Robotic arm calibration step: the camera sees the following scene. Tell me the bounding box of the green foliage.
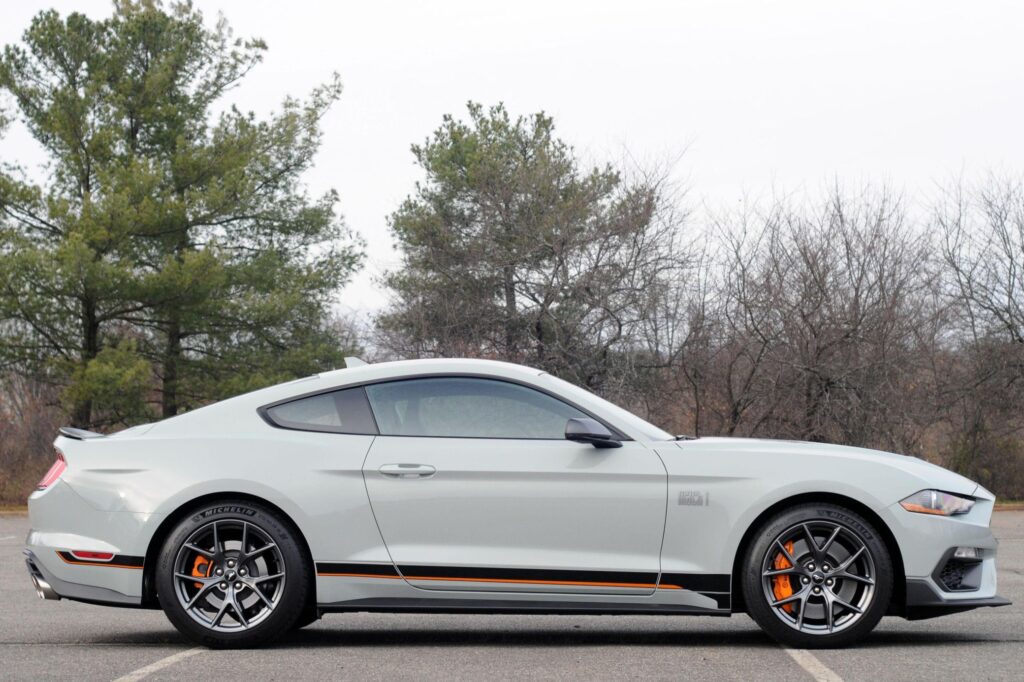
[0,1,362,427]
[379,102,679,392]
[62,340,154,425]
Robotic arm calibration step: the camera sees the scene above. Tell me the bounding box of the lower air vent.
[937,557,982,592]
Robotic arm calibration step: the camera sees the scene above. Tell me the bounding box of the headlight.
[900,490,975,516]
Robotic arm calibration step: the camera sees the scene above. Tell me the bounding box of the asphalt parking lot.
[0,512,1020,681]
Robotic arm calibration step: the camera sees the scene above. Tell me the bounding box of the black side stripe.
[660,573,731,593]
[397,565,661,585]
[316,561,730,593]
[317,562,400,577]
[56,551,144,569]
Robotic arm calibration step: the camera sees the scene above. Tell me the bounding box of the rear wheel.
[156,500,311,648]
[742,503,893,648]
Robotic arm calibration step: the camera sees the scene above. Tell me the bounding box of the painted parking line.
[783,647,844,682]
[111,647,204,682]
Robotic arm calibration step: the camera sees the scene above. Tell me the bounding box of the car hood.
[667,436,983,499]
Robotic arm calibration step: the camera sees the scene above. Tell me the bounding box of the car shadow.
[279,626,776,649]
[852,630,1024,648]
[83,626,772,649]
[83,630,192,646]
[83,624,1021,649]
[275,625,1020,650]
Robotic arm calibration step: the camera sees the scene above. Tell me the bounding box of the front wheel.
[742,503,893,648]
[156,500,312,648]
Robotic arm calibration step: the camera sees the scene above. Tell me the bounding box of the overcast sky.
[2,0,1022,315]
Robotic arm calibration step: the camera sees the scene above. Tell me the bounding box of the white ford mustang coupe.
[25,358,1009,648]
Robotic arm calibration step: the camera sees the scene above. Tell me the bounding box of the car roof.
[316,357,544,387]
[130,357,670,443]
[142,358,547,435]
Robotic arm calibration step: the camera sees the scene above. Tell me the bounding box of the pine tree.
[0,1,362,426]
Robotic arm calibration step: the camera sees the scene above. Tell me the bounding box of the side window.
[364,377,588,439]
[264,387,378,435]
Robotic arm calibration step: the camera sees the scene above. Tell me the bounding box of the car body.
[24,358,1010,647]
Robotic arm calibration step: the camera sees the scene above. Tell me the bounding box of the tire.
[291,611,321,631]
[741,502,893,649]
[156,500,312,648]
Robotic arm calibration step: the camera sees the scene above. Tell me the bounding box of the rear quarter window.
[263,387,378,435]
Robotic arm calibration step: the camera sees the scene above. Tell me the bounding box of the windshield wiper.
[673,434,698,441]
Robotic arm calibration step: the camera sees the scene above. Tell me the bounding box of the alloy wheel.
[172,519,287,632]
[760,520,877,634]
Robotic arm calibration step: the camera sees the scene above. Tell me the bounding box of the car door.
[361,376,668,595]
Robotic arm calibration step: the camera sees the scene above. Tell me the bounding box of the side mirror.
[565,417,622,449]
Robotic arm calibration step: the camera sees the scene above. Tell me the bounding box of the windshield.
[540,374,674,442]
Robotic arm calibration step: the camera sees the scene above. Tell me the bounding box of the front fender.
[655,438,977,578]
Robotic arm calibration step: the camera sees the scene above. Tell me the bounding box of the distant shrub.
[946,431,1024,502]
[0,382,61,505]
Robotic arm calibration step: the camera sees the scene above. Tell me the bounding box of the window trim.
[257,373,631,441]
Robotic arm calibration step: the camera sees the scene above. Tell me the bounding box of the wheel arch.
[141,491,317,616]
[729,492,906,615]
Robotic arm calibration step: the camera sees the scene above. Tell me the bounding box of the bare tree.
[689,188,937,452]
[936,176,1024,496]
[373,105,1024,499]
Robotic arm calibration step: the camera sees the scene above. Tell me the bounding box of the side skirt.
[318,597,732,617]
[315,562,732,609]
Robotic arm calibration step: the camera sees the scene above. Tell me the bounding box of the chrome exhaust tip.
[31,573,59,600]
[25,559,60,600]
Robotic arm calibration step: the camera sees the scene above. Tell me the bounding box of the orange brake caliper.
[191,555,213,589]
[772,541,796,613]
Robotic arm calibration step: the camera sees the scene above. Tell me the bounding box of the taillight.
[37,449,66,490]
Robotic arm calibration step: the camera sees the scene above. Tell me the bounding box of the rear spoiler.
[58,426,105,440]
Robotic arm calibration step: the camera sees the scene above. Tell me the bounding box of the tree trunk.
[71,394,93,428]
[72,298,99,427]
[691,371,702,437]
[161,316,181,418]
[161,228,189,418]
[503,264,517,357]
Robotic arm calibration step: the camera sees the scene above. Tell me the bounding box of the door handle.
[378,463,436,478]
